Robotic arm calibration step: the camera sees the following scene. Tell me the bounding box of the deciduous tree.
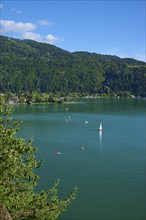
[0,104,77,220]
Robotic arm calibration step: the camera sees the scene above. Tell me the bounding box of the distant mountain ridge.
[0,35,145,97]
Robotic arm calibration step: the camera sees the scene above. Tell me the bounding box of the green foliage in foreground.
[0,103,77,220]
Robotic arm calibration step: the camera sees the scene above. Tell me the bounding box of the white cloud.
[0,19,64,45]
[38,20,51,26]
[22,32,42,41]
[0,3,3,9]
[21,32,63,44]
[0,20,36,34]
[11,8,22,14]
[46,34,61,44]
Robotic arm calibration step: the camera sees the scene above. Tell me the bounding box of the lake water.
[14,98,145,220]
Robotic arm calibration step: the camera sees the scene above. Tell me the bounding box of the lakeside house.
[8,96,19,104]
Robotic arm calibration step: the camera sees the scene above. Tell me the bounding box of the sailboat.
[98,122,102,132]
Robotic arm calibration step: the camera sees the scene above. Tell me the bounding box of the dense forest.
[0,35,146,97]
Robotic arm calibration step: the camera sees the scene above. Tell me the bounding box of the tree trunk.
[0,208,12,220]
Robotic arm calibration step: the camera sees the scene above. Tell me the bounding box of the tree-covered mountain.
[0,35,146,97]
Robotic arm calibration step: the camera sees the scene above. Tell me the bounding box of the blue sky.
[0,0,145,61]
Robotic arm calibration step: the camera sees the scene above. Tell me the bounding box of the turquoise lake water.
[14,98,145,220]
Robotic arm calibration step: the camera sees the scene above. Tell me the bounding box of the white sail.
[98,122,102,131]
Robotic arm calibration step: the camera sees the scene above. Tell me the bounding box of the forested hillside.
[0,35,146,97]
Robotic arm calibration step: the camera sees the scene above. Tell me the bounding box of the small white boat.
[98,122,102,132]
[81,146,84,150]
[84,121,89,124]
[53,152,61,155]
